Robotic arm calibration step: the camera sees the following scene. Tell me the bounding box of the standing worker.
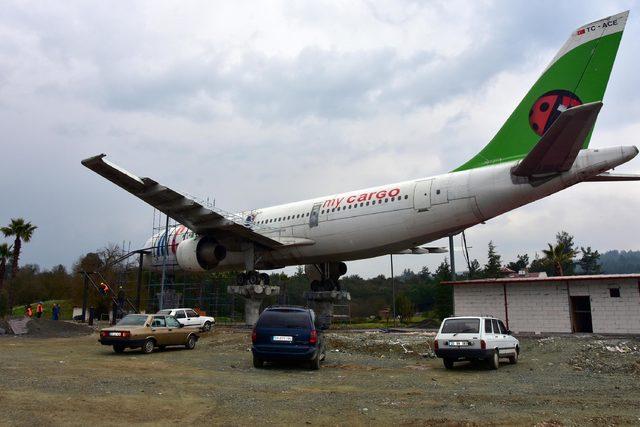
[36,302,44,319]
[52,303,60,321]
[99,282,110,296]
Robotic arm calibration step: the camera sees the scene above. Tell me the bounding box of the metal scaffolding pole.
[135,251,144,311]
[159,214,170,310]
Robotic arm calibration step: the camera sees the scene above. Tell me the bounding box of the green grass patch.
[12,300,75,320]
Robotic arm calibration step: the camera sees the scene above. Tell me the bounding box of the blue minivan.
[251,306,326,370]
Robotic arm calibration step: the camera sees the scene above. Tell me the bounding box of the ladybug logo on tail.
[529,90,582,136]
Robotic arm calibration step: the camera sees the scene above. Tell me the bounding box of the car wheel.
[203,321,212,332]
[113,345,125,354]
[142,339,155,354]
[509,348,519,364]
[488,350,500,370]
[253,355,263,369]
[185,335,197,350]
[443,358,454,369]
[309,354,321,370]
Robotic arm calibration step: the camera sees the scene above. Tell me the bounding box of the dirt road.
[0,328,638,426]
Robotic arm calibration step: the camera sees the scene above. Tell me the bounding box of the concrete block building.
[444,274,640,334]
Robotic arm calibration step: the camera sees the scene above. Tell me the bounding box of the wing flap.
[512,102,603,178]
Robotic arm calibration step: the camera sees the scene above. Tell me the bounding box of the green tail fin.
[455,11,628,172]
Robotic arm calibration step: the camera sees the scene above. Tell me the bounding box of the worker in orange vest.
[99,282,110,295]
[36,302,44,318]
[25,305,33,318]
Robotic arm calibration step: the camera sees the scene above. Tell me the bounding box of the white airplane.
[83,11,638,291]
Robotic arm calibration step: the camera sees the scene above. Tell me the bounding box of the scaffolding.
[144,209,241,322]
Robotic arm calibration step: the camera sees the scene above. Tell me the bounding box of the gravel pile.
[567,338,640,374]
[326,330,436,359]
[25,319,95,338]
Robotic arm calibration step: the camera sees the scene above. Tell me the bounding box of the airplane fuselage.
[143,145,638,272]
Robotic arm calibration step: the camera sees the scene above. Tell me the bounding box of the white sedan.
[157,308,215,332]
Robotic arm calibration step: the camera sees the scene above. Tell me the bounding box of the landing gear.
[306,262,347,291]
[235,270,270,286]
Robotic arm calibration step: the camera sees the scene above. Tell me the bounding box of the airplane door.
[413,180,432,212]
[309,203,321,228]
[431,176,449,205]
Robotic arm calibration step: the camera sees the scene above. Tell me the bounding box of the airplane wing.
[81,154,287,250]
[394,246,448,255]
[512,102,603,178]
[584,172,640,182]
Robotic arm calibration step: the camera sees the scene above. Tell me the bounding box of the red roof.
[443,273,640,286]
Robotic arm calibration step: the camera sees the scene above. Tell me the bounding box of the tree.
[555,231,576,275]
[507,254,529,272]
[434,258,453,320]
[417,266,431,282]
[467,259,482,279]
[1,218,37,308]
[395,293,414,323]
[0,243,12,293]
[484,241,502,278]
[542,242,576,276]
[579,246,602,274]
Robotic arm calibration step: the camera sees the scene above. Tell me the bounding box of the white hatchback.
[434,316,519,369]
[157,308,215,332]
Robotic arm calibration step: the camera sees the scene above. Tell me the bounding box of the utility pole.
[390,254,396,326]
[449,235,456,281]
[159,214,170,310]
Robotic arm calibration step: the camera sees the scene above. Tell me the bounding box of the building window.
[609,288,621,298]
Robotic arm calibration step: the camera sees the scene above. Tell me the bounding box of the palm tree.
[541,242,576,276]
[0,243,12,293]
[1,218,37,307]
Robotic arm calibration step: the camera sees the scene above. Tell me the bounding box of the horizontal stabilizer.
[513,102,603,178]
[584,172,640,182]
[395,246,448,255]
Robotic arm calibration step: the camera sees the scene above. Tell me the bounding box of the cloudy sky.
[1,0,638,278]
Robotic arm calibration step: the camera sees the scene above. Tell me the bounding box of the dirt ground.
[0,326,639,426]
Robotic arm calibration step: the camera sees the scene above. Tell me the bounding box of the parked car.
[434,316,519,369]
[99,314,199,354]
[157,308,215,332]
[251,306,326,370]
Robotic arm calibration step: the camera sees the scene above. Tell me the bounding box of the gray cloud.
[0,0,638,278]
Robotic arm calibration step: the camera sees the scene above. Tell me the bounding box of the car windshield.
[257,311,310,329]
[441,318,480,334]
[116,315,148,326]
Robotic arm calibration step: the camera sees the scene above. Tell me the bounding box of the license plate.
[272,335,293,342]
[109,332,121,337]
[448,341,468,346]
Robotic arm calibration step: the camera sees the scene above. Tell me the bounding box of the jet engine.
[176,235,227,271]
